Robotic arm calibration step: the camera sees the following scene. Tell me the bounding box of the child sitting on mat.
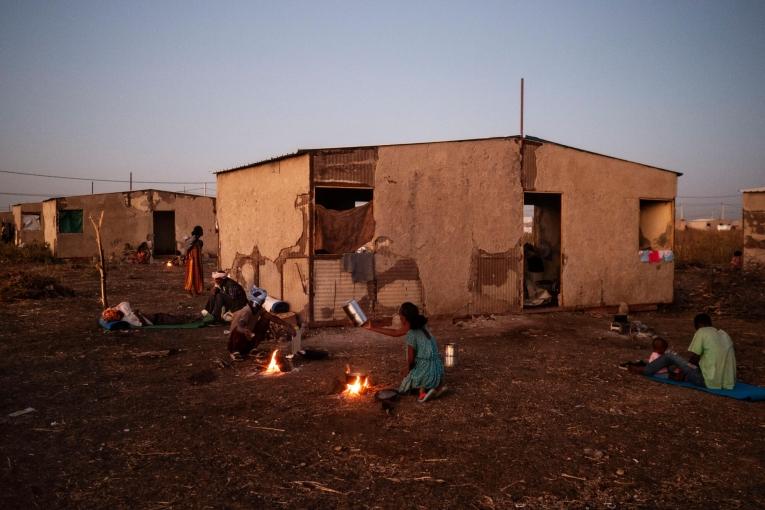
[621,337,682,378]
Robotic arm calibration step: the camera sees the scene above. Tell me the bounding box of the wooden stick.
[89,211,108,308]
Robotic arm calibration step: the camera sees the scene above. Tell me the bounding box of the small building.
[40,190,218,259]
[216,136,680,324]
[742,187,765,267]
[12,202,44,246]
[684,218,738,231]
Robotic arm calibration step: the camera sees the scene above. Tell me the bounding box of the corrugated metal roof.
[214,134,683,177]
[39,189,214,203]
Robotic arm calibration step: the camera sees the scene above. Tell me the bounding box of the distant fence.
[674,229,742,265]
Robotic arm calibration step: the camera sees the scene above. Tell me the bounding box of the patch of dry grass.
[674,229,742,265]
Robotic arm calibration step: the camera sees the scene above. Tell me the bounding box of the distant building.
[684,218,739,231]
[742,187,765,267]
[11,202,44,246]
[216,135,680,323]
[38,190,217,259]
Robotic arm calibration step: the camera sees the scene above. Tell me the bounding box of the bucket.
[343,299,368,327]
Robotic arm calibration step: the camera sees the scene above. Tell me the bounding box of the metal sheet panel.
[313,258,369,322]
[521,142,539,191]
[313,148,377,186]
[469,248,522,314]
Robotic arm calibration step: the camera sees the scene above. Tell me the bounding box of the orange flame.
[165,260,173,267]
[265,350,281,374]
[344,375,369,396]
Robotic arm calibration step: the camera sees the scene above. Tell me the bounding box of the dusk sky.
[1,0,764,218]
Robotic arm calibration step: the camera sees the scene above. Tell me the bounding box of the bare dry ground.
[1,261,764,509]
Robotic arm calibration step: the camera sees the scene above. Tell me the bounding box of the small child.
[619,337,671,375]
[646,337,669,375]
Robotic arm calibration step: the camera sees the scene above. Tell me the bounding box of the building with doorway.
[216,136,680,324]
[40,190,217,259]
[11,202,45,246]
[742,187,765,267]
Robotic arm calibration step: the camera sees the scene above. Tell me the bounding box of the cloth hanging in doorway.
[314,202,375,255]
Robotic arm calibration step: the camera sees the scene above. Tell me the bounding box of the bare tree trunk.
[89,211,108,308]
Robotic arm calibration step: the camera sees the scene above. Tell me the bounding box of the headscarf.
[212,271,227,280]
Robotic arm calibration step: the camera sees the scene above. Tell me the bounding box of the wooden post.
[89,211,108,308]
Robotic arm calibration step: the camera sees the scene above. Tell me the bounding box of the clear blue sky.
[1,0,764,219]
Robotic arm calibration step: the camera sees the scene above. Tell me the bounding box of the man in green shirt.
[631,313,737,390]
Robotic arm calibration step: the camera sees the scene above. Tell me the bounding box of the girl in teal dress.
[365,302,446,402]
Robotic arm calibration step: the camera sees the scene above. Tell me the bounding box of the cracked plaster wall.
[217,154,310,317]
[374,139,523,316]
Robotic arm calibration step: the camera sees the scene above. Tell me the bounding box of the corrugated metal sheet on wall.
[469,249,522,314]
[521,142,539,191]
[313,258,369,322]
[313,148,377,186]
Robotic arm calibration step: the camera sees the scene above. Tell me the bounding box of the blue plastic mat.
[647,375,765,401]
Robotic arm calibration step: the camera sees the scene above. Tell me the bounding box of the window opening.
[314,187,375,254]
[58,210,83,233]
[21,213,41,231]
[638,200,673,250]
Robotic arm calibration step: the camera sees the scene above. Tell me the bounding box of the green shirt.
[688,327,737,390]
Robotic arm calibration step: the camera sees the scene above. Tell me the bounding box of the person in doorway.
[183,226,204,296]
[364,302,446,402]
[228,287,296,360]
[203,271,248,322]
[630,313,737,390]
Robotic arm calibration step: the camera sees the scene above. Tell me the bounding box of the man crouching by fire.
[228,286,296,361]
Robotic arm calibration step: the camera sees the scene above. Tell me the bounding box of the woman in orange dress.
[183,225,204,295]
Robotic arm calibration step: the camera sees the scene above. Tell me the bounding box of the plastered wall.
[743,191,765,267]
[12,202,44,246]
[530,143,677,307]
[374,139,524,316]
[216,154,310,318]
[43,191,217,259]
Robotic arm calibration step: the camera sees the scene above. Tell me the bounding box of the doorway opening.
[153,211,176,255]
[523,193,561,308]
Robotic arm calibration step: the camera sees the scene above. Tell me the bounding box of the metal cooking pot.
[343,299,368,326]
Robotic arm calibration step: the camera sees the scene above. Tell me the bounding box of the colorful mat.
[647,375,765,401]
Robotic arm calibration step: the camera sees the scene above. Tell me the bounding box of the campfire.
[264,349,281,374]
[344,374,370,396]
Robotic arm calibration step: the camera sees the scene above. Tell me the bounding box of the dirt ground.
[1,261,764,510]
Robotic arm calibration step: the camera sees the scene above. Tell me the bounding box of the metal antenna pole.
[520,78,524,138]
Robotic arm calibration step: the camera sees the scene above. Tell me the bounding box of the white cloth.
[115,301,142,327]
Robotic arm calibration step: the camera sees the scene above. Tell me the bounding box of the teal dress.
[399,328,444,393]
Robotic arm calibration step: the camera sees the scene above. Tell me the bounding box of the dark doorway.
[523,193,562,308]
[153,211,176,255]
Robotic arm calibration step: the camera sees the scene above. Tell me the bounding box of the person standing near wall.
[183,225,204,296]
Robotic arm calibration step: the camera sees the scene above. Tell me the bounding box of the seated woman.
[365,302,446,403]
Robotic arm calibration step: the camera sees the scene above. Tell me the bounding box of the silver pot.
[343,299,368,326]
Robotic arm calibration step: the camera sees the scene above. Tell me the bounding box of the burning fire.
[264,350,281,374]
[165,260,173,267]
[344,375,369,396]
